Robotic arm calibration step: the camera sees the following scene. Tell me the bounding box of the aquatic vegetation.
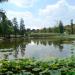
[0,57,75,75]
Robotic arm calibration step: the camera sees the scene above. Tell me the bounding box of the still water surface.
[0,38,74,60]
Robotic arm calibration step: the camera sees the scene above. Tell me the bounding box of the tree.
[0,11,14,38]
[20,18,25,36]
[59,21,64,34]
[12,18,19,37]
[53,26,59,33]
[25,28,31,36]
[7,20,14,37]
[0,0,8,37]
[0,12,14,38]
[48,27,52,32]
[71,19,74,34]
[1,12,8,37]
[0,22,2,35]
[42,27,47,33]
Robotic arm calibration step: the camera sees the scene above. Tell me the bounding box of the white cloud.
[39,0,69,16]
[6,0,75,29]
[7,10,33,19]
[39,0,75,26]
[9,0,37,7]
[6,10,43,29]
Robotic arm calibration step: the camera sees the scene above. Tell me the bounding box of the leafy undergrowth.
[0,57,75,75]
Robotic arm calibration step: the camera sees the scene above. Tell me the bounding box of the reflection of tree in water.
[14,38,30,58]
[36,40,40,45]
[32,39,53,46]
[59,45,63,52]
[41,41,47,46]
[20,43,26,57]
[0,39,13,49]
[0,39,26,59]
[52,39,64,51]
[32,39,47,46]
[4,54,8,59]
[53,39,63,46]
[32,39,40,45]
[48,41,52,45]
[70,43,75,61]
[33,39,64,48]
[14,39,19,58]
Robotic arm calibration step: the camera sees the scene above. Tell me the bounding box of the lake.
[0,38,75,60]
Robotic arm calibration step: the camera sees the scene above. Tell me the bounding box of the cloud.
[9,0,37,7]
[39,0,75,26]
[7,10,33,19]
[6,10,43,29]
[6,0,75,29]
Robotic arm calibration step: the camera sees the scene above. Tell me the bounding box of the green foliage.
[0,13,27,38]
[20,18,25,36]
[59,21,64,34]
[0,57,75,74]
[12,18,19,37]
[71,19,74,34]
[30,33,60,38]
[0,11,75,38]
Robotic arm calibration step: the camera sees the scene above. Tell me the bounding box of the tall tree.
[53,26,59,33]
[0,12,14,38]
[7,20,14,37]
[43,27,47,33]
[12,18,19,37]
[59,21,64,34]
[48,27,52,32]
[0,22,2,35]
[20,18,25,36]
[71,19,74,34]
[0,0,8,37]
[1,12,8,37]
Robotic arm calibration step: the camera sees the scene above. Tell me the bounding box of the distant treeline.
[32,20,74,35]
[0,11,75,38]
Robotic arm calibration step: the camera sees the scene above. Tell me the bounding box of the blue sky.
[0,0,75,29]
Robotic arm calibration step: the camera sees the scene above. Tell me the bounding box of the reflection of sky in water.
[25,43,72,59]
[0,39,74,60]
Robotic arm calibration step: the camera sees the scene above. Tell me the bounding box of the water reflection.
[0,38,74,60]
[20,43,26,57]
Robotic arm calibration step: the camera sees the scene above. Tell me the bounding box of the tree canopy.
[59,21,64,34]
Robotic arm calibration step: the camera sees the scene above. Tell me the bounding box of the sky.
[0,0,75,29]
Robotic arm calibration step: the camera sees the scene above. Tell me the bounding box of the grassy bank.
[30,33,60,38]
[0,56,75,75]
[0,33,75,40]
[30,33,75,39]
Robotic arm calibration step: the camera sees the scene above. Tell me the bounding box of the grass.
[0,56,75,75]
[30,33,75,40]
[30,33,60,38]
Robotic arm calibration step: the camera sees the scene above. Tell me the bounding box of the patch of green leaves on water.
[0,57,75,75]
